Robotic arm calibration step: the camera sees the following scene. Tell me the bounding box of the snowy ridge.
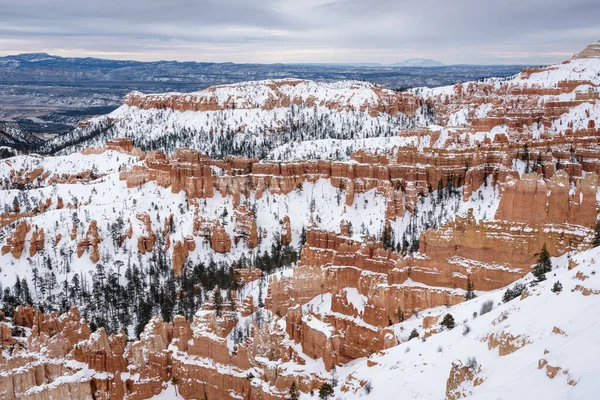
[126,79,408,111]
[42,78,430,157]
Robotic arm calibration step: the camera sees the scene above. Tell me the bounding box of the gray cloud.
[0,0,598,64]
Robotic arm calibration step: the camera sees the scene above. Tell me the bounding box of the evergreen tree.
[551,281,563,294]
[288,382,300,400]
[318,383,334,400]
[257,279,264,308]
[382,225,394,251]
[441,313,455,330]
[408,328,419,340]
[136,297,153,337]
[533,243,552,281]
[299,227,307,247]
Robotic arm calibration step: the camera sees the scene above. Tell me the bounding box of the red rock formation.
[281,215,292,245]
[28,227,44,257]
[76,220,101,263]
[495,171,598,227]
[13,305,36,328]
[194,216,232,253]
[234,205,259,248]
[399,209,592,291]
[172,240,189,277]
[135,213,156,254]
[445,361,484,400]
[1,220,30,258]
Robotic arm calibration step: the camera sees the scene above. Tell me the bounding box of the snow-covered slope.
[41,79,429,157]
[325,246,600,399]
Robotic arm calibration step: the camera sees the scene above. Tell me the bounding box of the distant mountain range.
[391,58,444,67]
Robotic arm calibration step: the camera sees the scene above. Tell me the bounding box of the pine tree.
[441,313,455,330]
[299,226,306,247]
[408,328,419,340]
[396,307,404,323]
[551,281,563,294]
[533,243,552,281]
[288,382,300,400]
[318,383,334,400]
[382,225,394,250]
[257,279,264,308]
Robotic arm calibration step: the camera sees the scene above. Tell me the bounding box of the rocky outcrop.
[1,220,30,258]
[135,213,156,254]
[281,215,292,245]
[234,205,259,248]
[76,220,101,263]
[486,331,531,356]
[170,236,197,276]
[194,216,231,254]
[495,171,597,227]
[445,361,484,400]
[120,148,214,199]
[398,205,593,291]
[28,227,44,257]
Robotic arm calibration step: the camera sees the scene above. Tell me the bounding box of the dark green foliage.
[533,243,552,281]
[288,382,300,400]
[551,281,563,294]
[408,328,419,341]
[213,287,223,317]
[318,383,334,400]
[503,282,525,303]
[441,313,455,330]
[135,297,153,337]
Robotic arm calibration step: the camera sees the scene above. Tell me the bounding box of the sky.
[0,0,599,65]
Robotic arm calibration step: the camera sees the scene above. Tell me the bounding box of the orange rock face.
[234,204,258,248]
[400,209,592,291]
[28,227,44,257]
[194,216,232,254]
[120,148,214,200]
[1,220,30,258]
[76,220,102,263]
[281,215,292,245]
[495,171,598,227]
[135,213,156,254]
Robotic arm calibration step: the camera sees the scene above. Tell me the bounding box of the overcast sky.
[0,0,599,65]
